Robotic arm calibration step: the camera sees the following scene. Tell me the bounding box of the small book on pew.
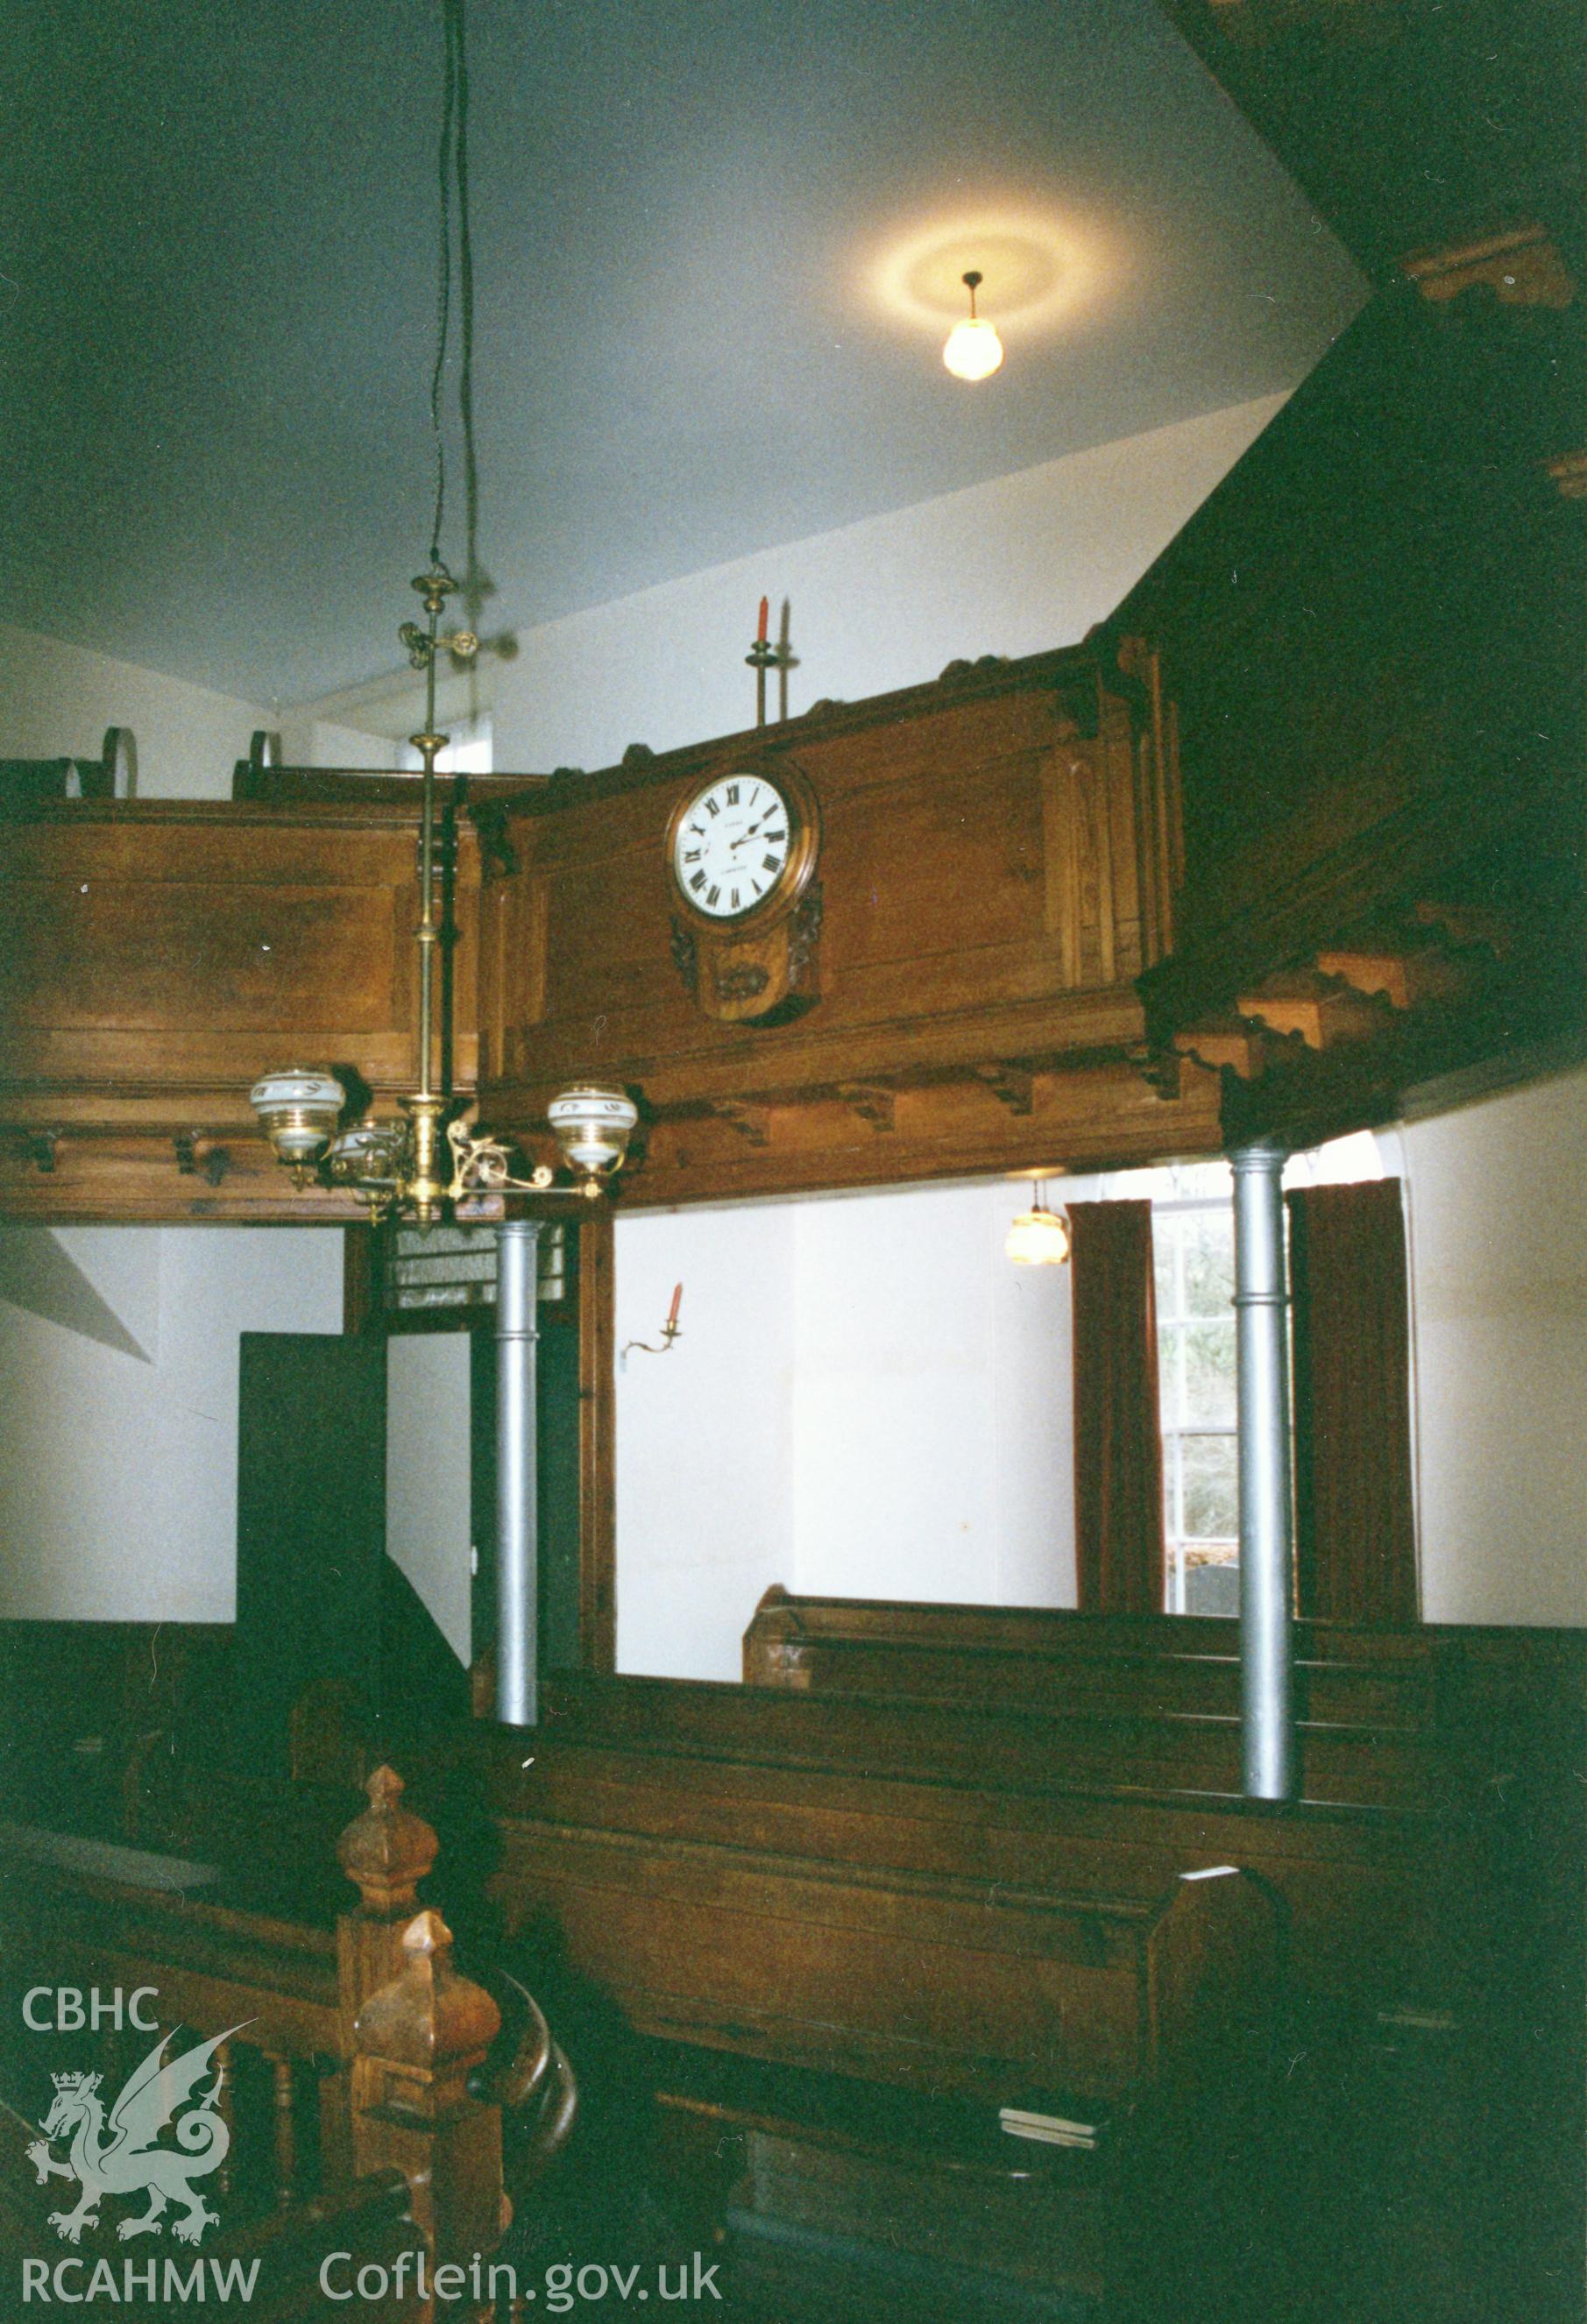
[998,2106,1100,2151]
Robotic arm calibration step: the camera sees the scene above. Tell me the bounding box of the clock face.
[671,773,794,920]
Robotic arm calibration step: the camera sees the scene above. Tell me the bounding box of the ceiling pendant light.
[943,269,1004,382]
[1005,1182,1071,1266]
[249,0,635,1222]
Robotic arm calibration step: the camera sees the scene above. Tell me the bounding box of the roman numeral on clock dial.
[671,772,797,921]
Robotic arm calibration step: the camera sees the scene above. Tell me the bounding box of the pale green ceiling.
[0,0,1364,705]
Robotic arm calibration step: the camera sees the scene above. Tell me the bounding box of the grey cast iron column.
[494,1219,542,1726]
[1230,1141,1296,1799]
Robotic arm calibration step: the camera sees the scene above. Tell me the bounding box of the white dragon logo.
[25,2023,250,2246]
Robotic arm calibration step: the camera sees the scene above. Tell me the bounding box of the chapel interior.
[0,3,1583,2320]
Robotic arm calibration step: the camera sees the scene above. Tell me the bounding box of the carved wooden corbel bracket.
[1233,969,1390,1051]
[1545,450,1587,501]
[1170,1017,1300,1084]
[1403,223,1576,311]
[1130,1045,1196,1102]
[836,1081,896,1132]
[1312,943,1466,1012]
[974,1063,1036,1115]
[174,1133,232,1187]
[711,1099,771,1147]
[1413,899,1514,958]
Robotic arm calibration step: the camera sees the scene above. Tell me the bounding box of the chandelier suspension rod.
[415,593,442,1108]
[248,0,641,1221]
[414,0,473,1133]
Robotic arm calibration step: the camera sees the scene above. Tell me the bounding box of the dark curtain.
[1070,1200,1165,1614]
[1287,1179,1419,1626]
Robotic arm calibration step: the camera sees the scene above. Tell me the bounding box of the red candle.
[756,596,769,644]
[667,1282,683,1329]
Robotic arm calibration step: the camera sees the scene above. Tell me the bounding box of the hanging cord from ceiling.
[426,0,478,590]
[454,0,478,603]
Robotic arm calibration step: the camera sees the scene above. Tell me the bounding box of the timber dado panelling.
[0,801,478,1220]
[479,647,1214,1201]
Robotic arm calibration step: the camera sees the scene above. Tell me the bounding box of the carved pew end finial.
[337,1765,440,1918]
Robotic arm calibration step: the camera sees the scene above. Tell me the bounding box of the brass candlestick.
[773,600,798,725]
[746,636,777,728]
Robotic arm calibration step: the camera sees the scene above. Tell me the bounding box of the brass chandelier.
[249,0,635,1224]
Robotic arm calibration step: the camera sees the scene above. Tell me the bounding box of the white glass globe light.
[1005,1194,1071,1266]
[944,315,1004,381]
[944,268,1004,382]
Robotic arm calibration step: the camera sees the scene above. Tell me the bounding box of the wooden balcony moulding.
[0,800,481,1149]
[0,1128,370,1225]
[617,1058,1222,1210]
[0,650,1197,1216]
[479,646,1181,1115]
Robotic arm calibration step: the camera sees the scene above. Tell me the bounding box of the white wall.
[0,622,269,800]
[613,1081,1587,1677]
[1401,1067,1587,1626]
[0,1228,344,1622]
[790,1182,1073,1611]
[614,1178,1072,1681]
[275,394,1284,780]
[615,1204,797,1682]
[385,1334,473,1665]
[488,395,1284,775]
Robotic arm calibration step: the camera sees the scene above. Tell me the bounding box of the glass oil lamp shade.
[943,315,1003,382]
[548,1084,639,1194]
[1005,1203,1071,1266]
[249,1067,346,1172]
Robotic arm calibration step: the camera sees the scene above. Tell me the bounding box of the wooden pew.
[741,1590,1587,1809]
[496,1674,1449,2023]
[458,1660,1576,2317]
[12,1641,1573,2316]
[744,1586,1441,1727]
[470,1697,1281,2318]
[563,1654,1437,1812]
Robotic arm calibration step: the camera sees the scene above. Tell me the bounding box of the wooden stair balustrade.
[336,1766,441,2056]
[0,2094,428,2324]
[351,1910,506,2277]
[0,1765,574,2306]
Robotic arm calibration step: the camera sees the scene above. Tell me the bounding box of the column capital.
[1227,1138,1288,1173]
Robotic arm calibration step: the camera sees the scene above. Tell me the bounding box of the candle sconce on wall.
[621,1282,684,1364]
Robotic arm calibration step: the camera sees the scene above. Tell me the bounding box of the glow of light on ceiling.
[864,207,1116,344]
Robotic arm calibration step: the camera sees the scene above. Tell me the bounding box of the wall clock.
[666,762,822,1024]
